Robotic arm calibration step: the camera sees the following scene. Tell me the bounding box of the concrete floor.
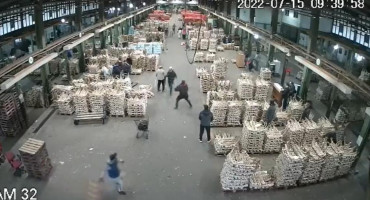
[0,15,367,200]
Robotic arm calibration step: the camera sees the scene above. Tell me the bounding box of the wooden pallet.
[74,113,106,125]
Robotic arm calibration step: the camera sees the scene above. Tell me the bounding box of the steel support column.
[246,9,255,55]
[280,55,288,86]
[325,87,337,118]
[99,0,105,22]
[76,0,85,73]
[34,0,50,107]
[267,9,278,67]
[300,9,320,101]
[353,108,370,168]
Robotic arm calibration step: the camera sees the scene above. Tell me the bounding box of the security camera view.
[0,0,369,199]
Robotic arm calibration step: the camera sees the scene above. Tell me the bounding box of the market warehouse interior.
[0,0,369,199]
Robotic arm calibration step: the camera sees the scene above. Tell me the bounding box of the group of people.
[265,99,313,125]
[282,81,297,110]
[101,57,133,79]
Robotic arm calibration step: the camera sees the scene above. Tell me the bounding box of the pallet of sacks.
[260,68,272,81]
[127,97,147,117]
[335,143,356,176]
[299,141,326,184]
[273,144,305,187]
[89,89,105,113]
[237,78,255,100]
[220,148,260,191]
[114,77,132,91]
[51,85,74,101]
[194,52,205,62]
[146,55,159,71]
[200,72,215,93]
[302,119,321,145]
[200,39,209,50]
[275,110,289,126]
[209,39,217,51]
[73,89,89,114]
[106,89,126,116]
[255,78,270,101]
[287,100,304,120]
[241,121,265,153]
[264,126,283,153]
[217,80,231,91]
[226,101,243,126]
[57,93,74,115]
[206,53,216,63]
[283,120,304,145]
[249,171,274,190]
[25,86,45,108]
[211,58,227,79]
[213,133,237,155]
[210,101,228,126]
[244,100,261,121]
[318,117,335,137]
[196,66,208,78]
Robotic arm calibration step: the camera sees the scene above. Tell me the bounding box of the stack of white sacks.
[194,52,205,62]
[57,93,74,115]
[200,72,215,93]
[206,53,216,62]
[89,89,105,113]
[217,80,231,91]
[244,100,261,121]
[209,39,217,51]
[241,121,266,153]
[318,117,335,137]
[220,148,260,191]
[299,141,326,184]
[284,120,305,145]
[73,89,89,114]
[264,126,284,153]
[200,39,209,50]
[260,68,272,81]
[237,78,254,100]
[249,171,274,190]
[320,142,341,181]
[127,96,147,117]
[255,78,270,101]
[210,101,228,126]
[287,100,305,120]
[190,38,198,50]
[226,101,243,126]
[302,119,321,145]
[211,58,227,79]
[213,133,237,154]
[274,144,306,187]
[106,89,126,116]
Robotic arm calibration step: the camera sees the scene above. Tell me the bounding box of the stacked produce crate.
[320,142,341,181]
[211,58,227,79]
[249,171,274,190]
[194,52,205,62]
[226,101,243,126]
[196,66,208,78]
[274,144,306,187]
[106,89,126,116]
[200,72,215,93]
[19,138,52,179]
[241,121,265,153]
[127,97,147,117]
[284,120,304,145]
[220,148,260,191]
[206,53,216,62]
[299,141,326,184]
[209,39,217,51]
[213,133,237,155]
[147,55,159,71]
[302,120,321,145]
[259,68,272,81]
[264,126,283,153]
[57,94,74,115]
[200,39,209,50]
[287,100,304,120]
[73,89,89,114]
[318,117,335,137]
[255,79,269,101]
[51,85,74,101]
[237,79,254,100]
[336,143,356,176]
[244,100,261,121]
[210,101,228,126]
[275,110,289,125]
[217,80,231,91]
[25,86,44,108]
[89,89,105,113]
[190,38,198,50]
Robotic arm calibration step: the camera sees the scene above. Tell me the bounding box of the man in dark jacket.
[199,105,213,143]
[166,67,177,95]
[174,80,192,109]
[112,64,121,78]
[122,57,132,76]
[282,84,290,110]
[265,100,277,125]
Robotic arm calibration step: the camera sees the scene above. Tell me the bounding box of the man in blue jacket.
[100,153,126,195]
[199,105,214,143]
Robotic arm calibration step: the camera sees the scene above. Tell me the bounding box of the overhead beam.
[295,56,352,95]
[1,53,59,91]
[63,33,94,50]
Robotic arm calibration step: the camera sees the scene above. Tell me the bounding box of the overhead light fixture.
[333,44,339,50]
[112,7,116,11]
[281,9,285,12]
[234,25,238,29]
[254,34,259,39]
[117,8,121,11]
[143,2,146,6]
[136,6,138,9]
[61,18,66,23]
[355,54,364,62]
[129,3,134,8]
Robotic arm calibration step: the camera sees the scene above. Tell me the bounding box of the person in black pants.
[198,105,213,143]
[174,80,192,109]
[166,66,177,95]
[156,66,166,92]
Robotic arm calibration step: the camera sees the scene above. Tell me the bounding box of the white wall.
[255,8,271,24]
[281,10,301,27]
[319,17,333,33]
[239,9,250,22]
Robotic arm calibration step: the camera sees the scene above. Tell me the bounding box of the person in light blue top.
[100,153,126,195]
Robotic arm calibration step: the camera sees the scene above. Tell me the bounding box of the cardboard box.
[236,51,245,68]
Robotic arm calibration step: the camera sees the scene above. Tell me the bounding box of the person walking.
[199,105,213,143]
[122,57,132,78]
[172,24,176,36]
[265,100,277,125]
[182,27,186,40]
[156,66,166,92]
[99,153,126,195]
[166,67,177,95]
[174,80,192,109]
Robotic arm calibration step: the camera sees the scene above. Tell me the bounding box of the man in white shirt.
[156,66,166,92]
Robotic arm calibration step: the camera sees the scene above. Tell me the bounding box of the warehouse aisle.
[0,14,366,200]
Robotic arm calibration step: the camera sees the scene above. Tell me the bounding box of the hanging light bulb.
[333,44,339,50]
[129,3,134,8]
[61,18,66,23]
[254,34,259,39]
[143,2,146,6]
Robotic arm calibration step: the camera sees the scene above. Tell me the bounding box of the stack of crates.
[0,92,24,137]
[19,138,52,179]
